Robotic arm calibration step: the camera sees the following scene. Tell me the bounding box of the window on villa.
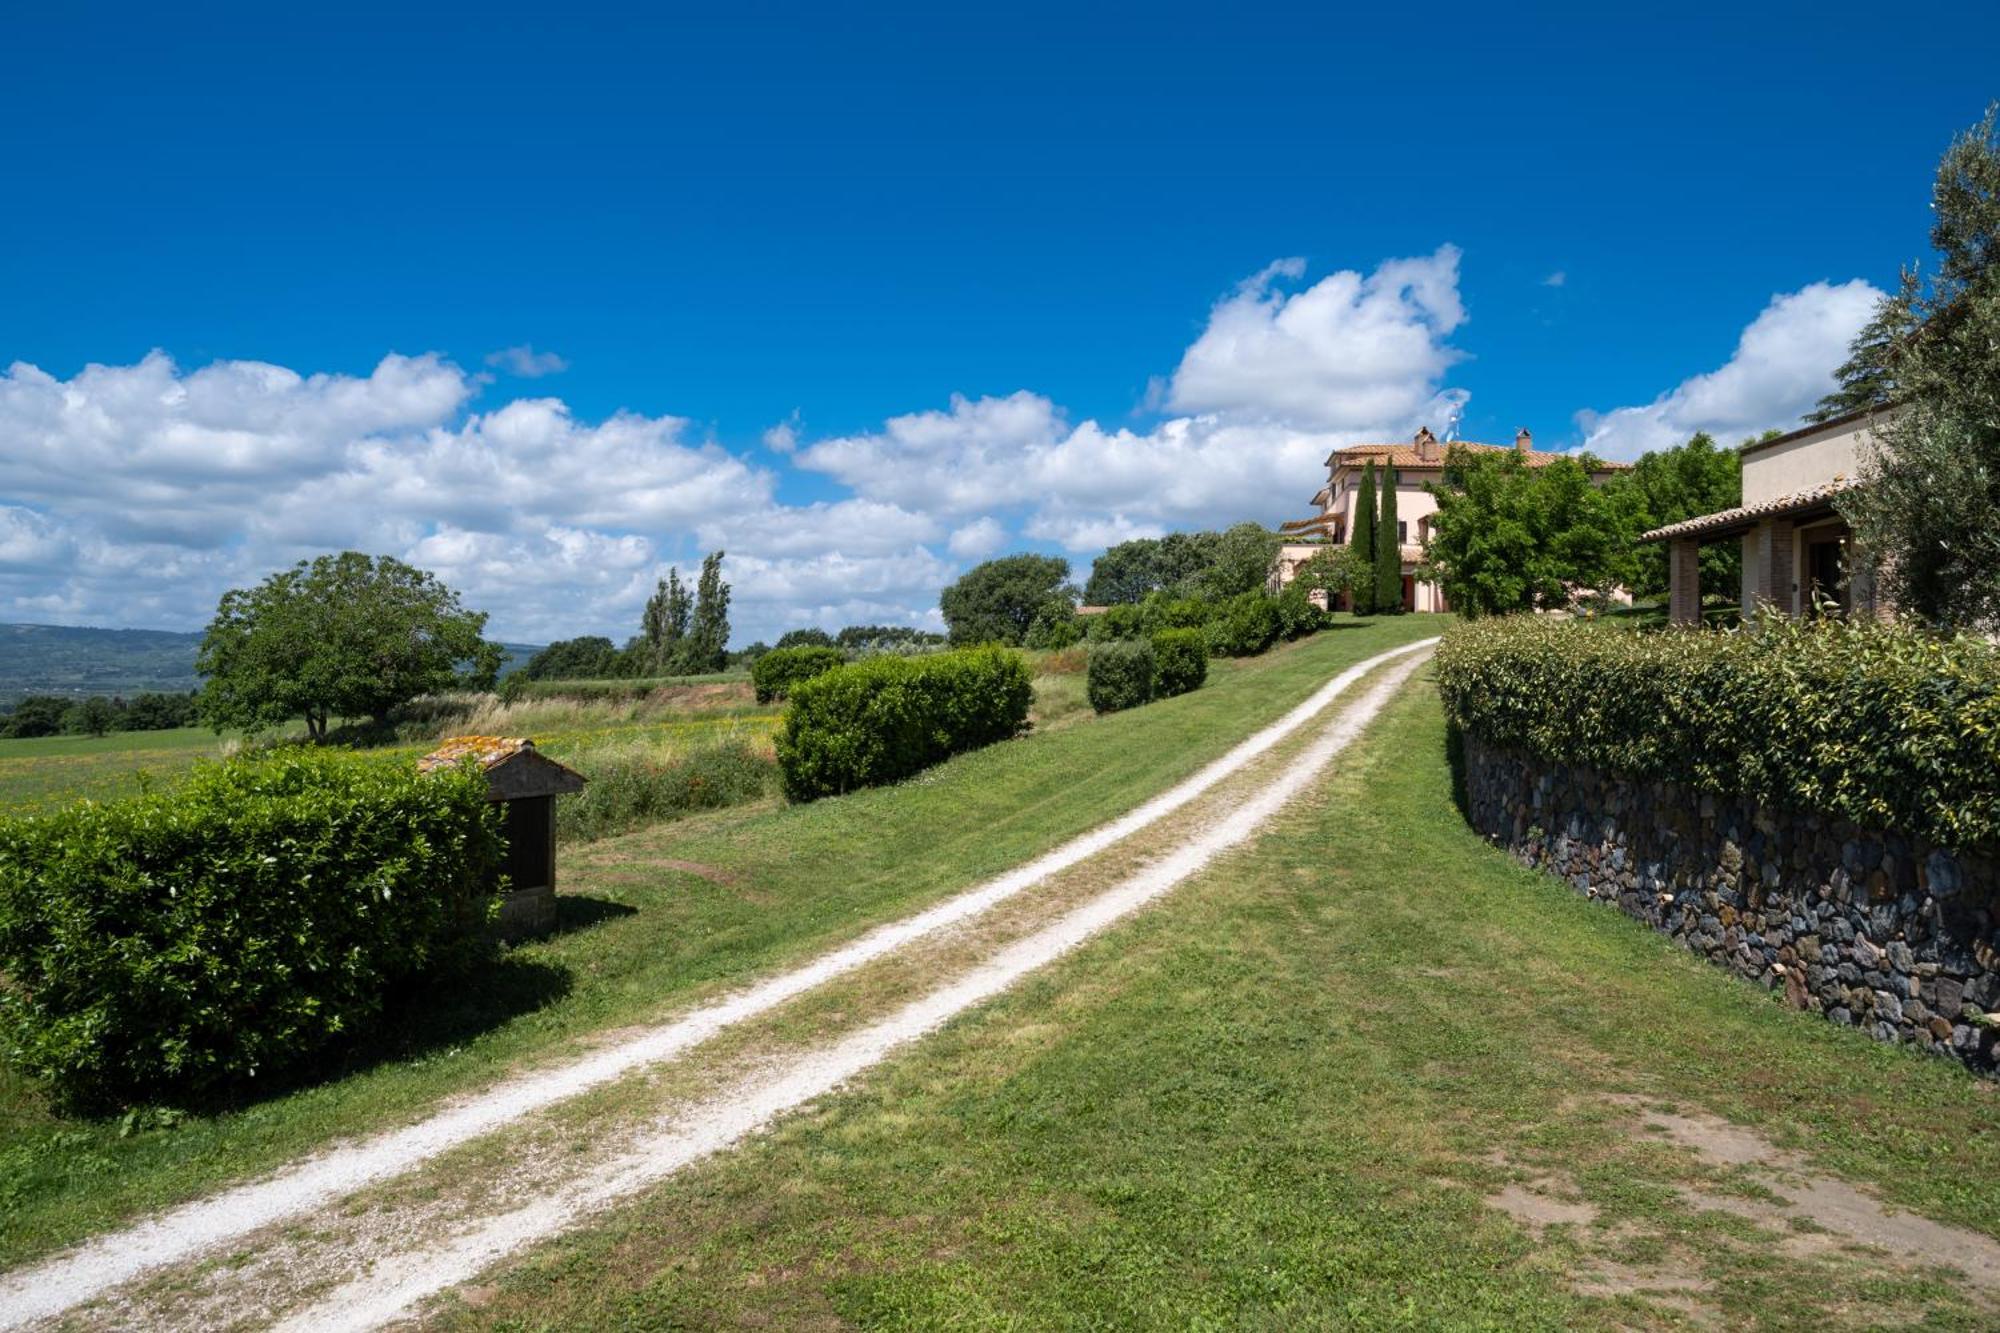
[1397,520,1407,543]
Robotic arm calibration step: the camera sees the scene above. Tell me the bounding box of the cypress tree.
[1375,464,1403,613]
[1349,461,1378,615]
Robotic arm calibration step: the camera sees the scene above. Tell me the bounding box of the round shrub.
[1088,639,1157,714]
[0,750,504,1110]
[1204,592,1282,657]
[1151,628,1209,698]
[777,646,1033,801]
[752,645,846,703]
[1274,581,1329,640]
[1084,604,1147,643]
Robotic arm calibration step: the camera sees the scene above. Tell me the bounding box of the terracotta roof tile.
[1323,441,1633,471]
[1639,477,1860,543]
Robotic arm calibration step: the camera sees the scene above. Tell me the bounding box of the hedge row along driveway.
[1434,614,2000,850]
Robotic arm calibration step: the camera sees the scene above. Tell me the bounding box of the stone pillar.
[1668,538,1701,626]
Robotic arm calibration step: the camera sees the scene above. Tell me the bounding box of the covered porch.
[1640,479,1876,626]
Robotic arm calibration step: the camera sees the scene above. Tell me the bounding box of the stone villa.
[1273,427,1632,611]
[1639,407,1887,625]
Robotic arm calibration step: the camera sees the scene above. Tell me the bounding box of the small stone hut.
[419,736,586,937]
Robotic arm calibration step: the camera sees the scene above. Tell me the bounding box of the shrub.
[1151,629,1209,698]
[1434,616,2000,849]
[552,735,772,842]
[1138,593,1214,633]
[752,645,846,703]
[1084,603,1147,643]
[1204,592,1282,657]
[0,750,504,1109]
[1087,640,1157,713]
[1273,581,1329,641]
[1024,604,1084,650]
[777,646,1033,801]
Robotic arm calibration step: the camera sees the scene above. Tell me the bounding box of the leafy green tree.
[684,551,732,672]
[197,552,501,740]
[1420,448,1636,616]
[777,628,836,649]
[940,554,1075,645]
[1083,531,1227,603]
[1375,465,1403,613]
[521,635,621,680]
[123,691,198,731]
[1350,462,1379,615]
[2,695,73,739]
[1289,544,1364,605]
[1836,105,2000,631]
[1182,522,1282,600]
[1610,433,1743,602]
[63,696,119,737]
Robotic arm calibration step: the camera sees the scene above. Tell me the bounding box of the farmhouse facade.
[1273,427,1631,611]
[1640,408,1888,625]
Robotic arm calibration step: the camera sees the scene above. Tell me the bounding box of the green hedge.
[0,751,504,1109]
[1204,591,1281,658]
[1151,628,1208,697]
[1088,640,1156,713]
[776,646,1034,801]
[751,645,846,703]
[1434,616,2000,849]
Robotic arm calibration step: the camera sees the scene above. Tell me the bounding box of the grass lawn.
[0,615,1445,1267]
[0,726,236,812]
[433,669,2000,1331]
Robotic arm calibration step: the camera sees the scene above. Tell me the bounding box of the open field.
[418,672,2000,1331]
[0,685,781,816]
[0,726,239,811]
[0,616,1446,1271]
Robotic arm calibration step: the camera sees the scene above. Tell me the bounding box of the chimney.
[1413,426,1441,463]
[1514,428,1533,455]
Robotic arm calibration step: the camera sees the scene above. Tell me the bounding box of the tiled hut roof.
[1639,477,1860,544]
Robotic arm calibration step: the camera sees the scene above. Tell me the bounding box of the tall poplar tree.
[685,550,732,672]
[640,568,692,673]
[1349,461,1379,615]
[1375,465,1403,613]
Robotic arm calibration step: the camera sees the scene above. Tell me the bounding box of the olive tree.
[1825,106,2000,632]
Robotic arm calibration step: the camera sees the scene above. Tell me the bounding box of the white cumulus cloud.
[1576,280,1884,460]
[1165,246,1466,429]
[2,248,1497,643]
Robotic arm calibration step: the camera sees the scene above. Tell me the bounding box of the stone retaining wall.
[1460,733,2000,1075]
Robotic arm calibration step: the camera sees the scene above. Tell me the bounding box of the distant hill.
[0,623,544,704]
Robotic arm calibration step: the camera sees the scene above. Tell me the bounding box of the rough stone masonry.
[1459,734,2000,1075]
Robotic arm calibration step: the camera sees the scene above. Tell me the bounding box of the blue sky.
[1,3,1994,642]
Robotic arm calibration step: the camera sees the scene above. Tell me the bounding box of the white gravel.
[0,638,1434,1332]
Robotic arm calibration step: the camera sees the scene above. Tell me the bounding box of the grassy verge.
[435,669,2000,1331]
[0,614,1443,1266]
